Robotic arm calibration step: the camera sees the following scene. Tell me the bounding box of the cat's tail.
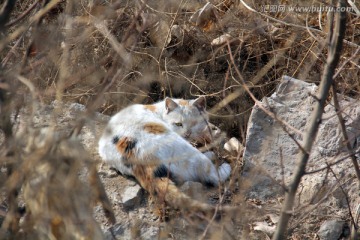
[132,165,235,217]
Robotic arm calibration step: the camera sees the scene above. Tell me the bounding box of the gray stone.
[121,184,144,210]
[104,221,159,240]
[243,76,360,204]
[104,222,129,240]
[317,220,345,240]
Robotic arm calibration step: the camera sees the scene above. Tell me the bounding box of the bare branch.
[272,0,347,238]
[5,0,39,28]
[0,0,17,32]
[332,83,360,184]
[0,0,63,52]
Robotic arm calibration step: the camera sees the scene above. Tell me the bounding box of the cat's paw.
[218,162,231,182]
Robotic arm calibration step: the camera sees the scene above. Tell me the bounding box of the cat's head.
[162,96,218,144]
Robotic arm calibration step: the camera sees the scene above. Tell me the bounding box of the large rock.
[317,219,345,240]
[243,76,360,209]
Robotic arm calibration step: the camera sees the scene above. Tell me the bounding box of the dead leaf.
[211,33,232,46]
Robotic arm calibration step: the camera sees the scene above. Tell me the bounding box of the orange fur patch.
[116,137,136,158]
[144,122,167,134]
[144,105,156,112]
[178,100,189,106]
[132,165,214,214]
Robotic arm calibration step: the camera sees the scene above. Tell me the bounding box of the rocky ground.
[4,77,356,239]
[16,100,244,239]
[90,76,360,239]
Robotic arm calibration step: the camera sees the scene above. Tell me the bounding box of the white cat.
[98,97,231,186]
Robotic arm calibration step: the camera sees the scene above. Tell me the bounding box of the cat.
[98,96,231,186]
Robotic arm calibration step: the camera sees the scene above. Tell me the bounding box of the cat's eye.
[174,122,183,127]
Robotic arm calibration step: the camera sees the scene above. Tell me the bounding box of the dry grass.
[0,0,359,239]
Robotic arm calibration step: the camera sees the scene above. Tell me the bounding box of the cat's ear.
[165,98,179,113]
[192,96,206,111]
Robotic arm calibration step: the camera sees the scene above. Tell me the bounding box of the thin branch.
[222,34,304,139]
[347,0,360,16]
[291,173,353,230]
[272,0,347,238]
[351,203,360,239]
[333,47,360,79]
[332,83,360,184]
[210,33,298,115]
[1,34,22,67]
[5,0,40,28]
[0,0,63,52]
[327,162,356,230]
[0,0,17,32]
[239,0,360,49]
[305,149,360,174]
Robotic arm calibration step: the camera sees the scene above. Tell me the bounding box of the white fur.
[98,97,231,186]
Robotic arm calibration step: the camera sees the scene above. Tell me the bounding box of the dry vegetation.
[0,0,359,239]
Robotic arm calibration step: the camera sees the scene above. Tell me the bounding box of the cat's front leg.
[203,151,216,161]
[202,152,231,182]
